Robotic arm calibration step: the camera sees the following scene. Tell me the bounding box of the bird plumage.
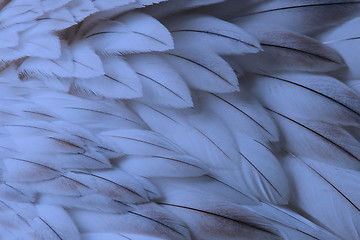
[0,0,359,239]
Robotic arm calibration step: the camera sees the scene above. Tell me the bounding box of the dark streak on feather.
[48,137,85,153]
[3,124,57,133]
[22,110,55,118]
[60,175,92,189]
[11,158,59,172]
[49,59,67,71]
[39,217,63,240]
[72,152,108,166]
[259,74,360,117]
[261,43,342,64]
[118,233,132,240]
[206,175,256,200]
[151,155,205,170]
[85,31,119,38]
[71,171,146,200]
[0,110,18,117]
[171,29,259,49]
[104,74,139,93]
[3,183,29,198]
[64,107,143,126]
[137,72,188,102]
[109,135,175,152]
[261,202,324,239]
[164,53,237,87]
[211,93,273,136]
[344,36,360,41]
[141,103,179,124]
[267,108,360,161]
[97,145,117,153]
[240,152,282,198]
[0,200,31,227]
[128,211,186,238]
[73,60,102,72]
[255,210,321,239]
[193,126,232,160]
[254,140,276,156]
[296,157,360,212]
[160,203,276,235]
[132,31,170,46]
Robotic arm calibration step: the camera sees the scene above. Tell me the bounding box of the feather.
[131,103,249,191]
[0,25,22,48]
[234,0,360,34]
[348,79,360,93]
[0,202,34,239]
[0,0,359,239]
[283,155,360,240]
[19,41,104,79]
[247,203,342,240]
[101,129,185,156]
[234,24,344,73]
[66,0,97,23]
[39,194,132,214]
[70,56,142,99]
[71,42,104,78]
[248,73,360,127]
[198,91,279,142]
[85,12,173,55]
[162,49,239,92]
[36,7,77,32]
[32,205,80,240]
[0,182,35,203]
[120,154,207,178]
[165,14,261,55]
[321,17,360,79]
[267,108,360,170]
[160,190,281,240]
[1,120,113,171]
[72,203,190,240]
[29,91,145,130]
[131,103,241,169]
[3,157,61,183]
[127,54,192,108]
[5,125,111,167]
[152,175,258,206]
[20,173,94,197]
[0,0,42,27]
[0,29,61,62]
[68,169,152,203]
[237,135,289,204]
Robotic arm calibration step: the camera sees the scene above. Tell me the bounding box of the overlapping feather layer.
[0,0,359,239]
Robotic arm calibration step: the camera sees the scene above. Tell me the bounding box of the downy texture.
[0,0,359,239]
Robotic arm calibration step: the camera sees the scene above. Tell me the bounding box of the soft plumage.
[0,0,359,239]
